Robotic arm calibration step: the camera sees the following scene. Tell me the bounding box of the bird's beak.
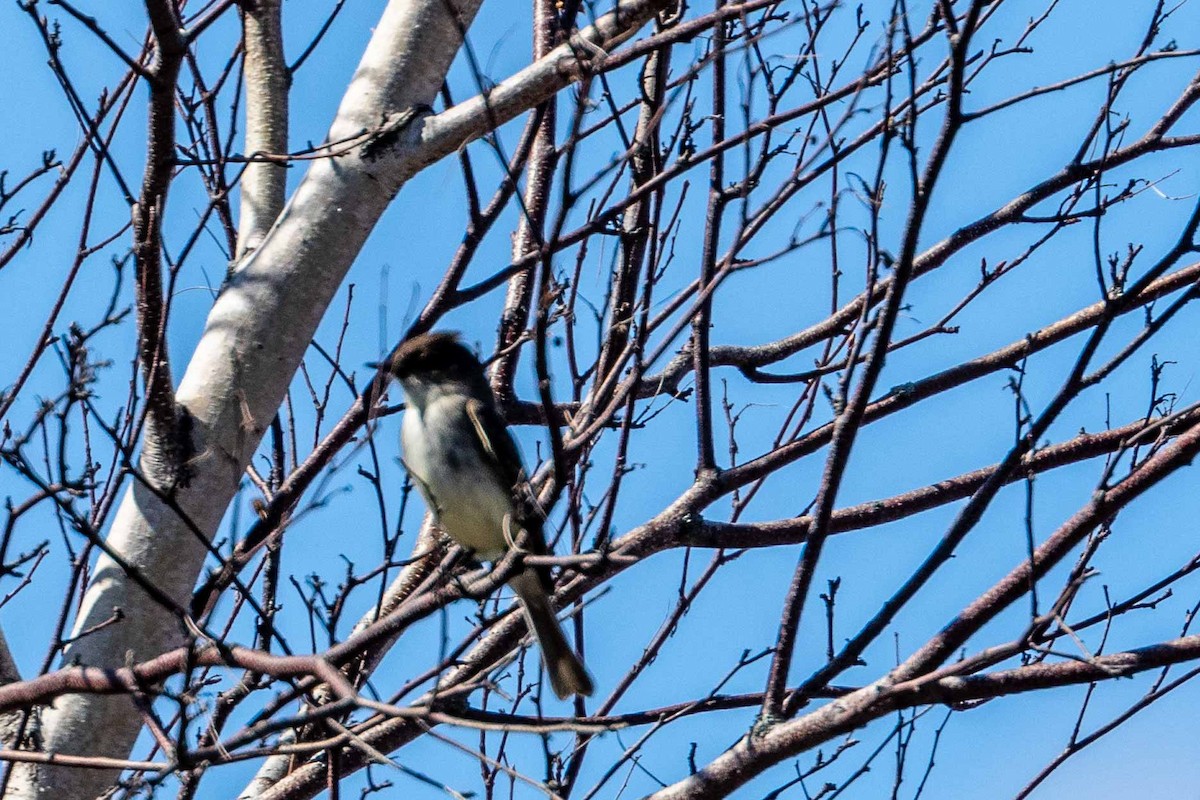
[366,361,383,370]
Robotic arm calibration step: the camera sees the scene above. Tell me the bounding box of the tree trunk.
[4,1,482,795]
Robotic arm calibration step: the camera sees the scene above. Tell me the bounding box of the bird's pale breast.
[401,393,514,560]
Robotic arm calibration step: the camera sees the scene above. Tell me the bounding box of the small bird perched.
[375,332,593,698]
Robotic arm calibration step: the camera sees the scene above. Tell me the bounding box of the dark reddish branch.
[10,548,528,720]
[491,4,945,282]
[724,631,1200,797]
[490,0,559,405]
[691,1,727,474]
[652,418,1200,800]
[412,114,541,334]
[686,401,1200,549]
[0,78,140,273]
[716,257,1200,494]
[0,115,127,422]
[449,684,853,733]
[134,0,188,477]
[789,199,1200,709]
[0,153,63,213]
[0,150,79,264]
[899,418,1200,681]
[763,3,983,719]
[641,130,1200,402]
[0,644,352,715]
[190,393,377,618]
[593,39,668,390]
[187,401,1200,720]
[184,0,239,42]
[231,48,1200,800]
[214,83,1200,800]
[568,117,1200,456]
[294,403,1200,775]
[6,604,1200,782]
[892,633,1200,705]
[193,241,1200,622]
[442,5,941,341]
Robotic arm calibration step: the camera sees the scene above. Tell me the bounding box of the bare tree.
[2,0,1200,798]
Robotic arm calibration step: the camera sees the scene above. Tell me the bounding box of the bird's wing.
[464,397,551,560]
[464,397,524,487]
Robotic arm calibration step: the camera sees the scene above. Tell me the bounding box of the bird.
[373,331,594,698]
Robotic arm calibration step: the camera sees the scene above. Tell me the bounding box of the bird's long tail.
[509,569,594,699]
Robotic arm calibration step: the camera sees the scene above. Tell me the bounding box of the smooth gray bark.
[237,0,290,260]
[3,1,665,796]
[5,1,481,796]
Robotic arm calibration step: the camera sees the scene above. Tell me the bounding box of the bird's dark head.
[376,332,488,398]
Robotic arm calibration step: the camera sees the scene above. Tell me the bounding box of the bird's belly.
[435,485,512,560]
[402,409,513,561]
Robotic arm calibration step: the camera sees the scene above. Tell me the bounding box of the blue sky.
[3,0,1200,798]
